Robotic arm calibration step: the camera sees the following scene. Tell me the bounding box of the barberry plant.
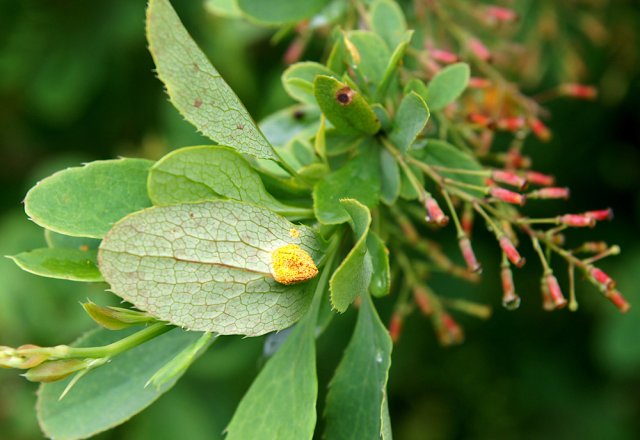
[0,0,628,439]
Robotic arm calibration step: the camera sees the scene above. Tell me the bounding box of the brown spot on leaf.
[336,87,354,106]
[236,124,244,130]
[193,63,200,71]
[194,98,202,108]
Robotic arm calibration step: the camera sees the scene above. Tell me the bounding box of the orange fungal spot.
[270,244,318,285]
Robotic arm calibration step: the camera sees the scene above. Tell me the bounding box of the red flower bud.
[585,208,613,222]
[545,274,568,309]
[496,117,526,132]
[469,77,492,89]
[413,286,434,316]
[435,312,464,346]
[490,187,526,206]
[589,267,615,289]
[501,266,521,310]
[529,118,552,142]
[499,236,525,267]
[492,170,528,190]
[605,290,630,313]
[559,83,598,100]
[530,187,570,200]
[486,6,519,23]
[431,49,458,64]
[560,214,596,228]
[461,205,474,236]
[468,38,491,62]
[525,171,555,186]
[458,236,482,273]
[468,113,492,127]
[389,312,404,343]
[425,196,450,227]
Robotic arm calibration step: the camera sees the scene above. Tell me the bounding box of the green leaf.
[45,230,100,250]
[377,30,414,100]
[399,163,425,200]
[367,232,390,297]
[313,75,380,135]
[25,159,153,239]
[329,200,372,312]
[412,139,484,196]
[148,146,295,215]
[147,0,277,160]
[236,0,329,25]
[225,265,328,440]
[389,92,430,153]
[205,0,242,18]
[426,62,470,111]
[259,105,321,148]
[379,148,401,205]
[9,248,102,282]
[324,293,393,439]
[324,130,363,156]
[370,0,407,49]
[347,31,391,89]
[37,327,204,440]
[98,201,326,336]
[283,62,336,105]
[313,147,381,224]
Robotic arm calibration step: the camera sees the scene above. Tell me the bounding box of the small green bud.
[25,359,89,383]
[82,301,156,330]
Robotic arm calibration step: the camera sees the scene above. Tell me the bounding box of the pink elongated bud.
[525,171,555,187]
[585,208,613,222]
[490,187,526,206]
[486,6,519,23]
[605,290,630,313]
[560,214,596,228]
[529,187,570,200]
[435,312,464,346]
[389,312,404,343]
[589,267,615,290]
[468,112,492,127]
[496,116,526,132]
[545,274,568,309]
[559,83,598,100]
[431,49,458,64]
[501,266,521,310]
[413,286,434,316]
[492,170,528,190]
[541,278,555,311]
[469,77,492,89]
[461,205,474,236]
[529,117,552,142]
[505,148,531,169]
[425,196,450,227]
[499,236,525,267]
[283,37,306,65]
[468,38,492,61]
[458,236,482,273]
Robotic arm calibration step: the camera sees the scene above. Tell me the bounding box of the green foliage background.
[1,1,639,439]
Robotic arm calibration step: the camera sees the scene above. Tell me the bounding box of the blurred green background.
[1,1,639,439]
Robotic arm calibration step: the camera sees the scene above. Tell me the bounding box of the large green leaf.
[367,232,390,298]
[313,147,381,224]
[313,75,380,135]
[259,105,321,149]
[324,292,393,439]
[426,62,470,111]
[379,148,401,205]
[45,230,100,250]
[282,62,336,105]
[347,31,391,88]
[329,200,372,312]
[148,146,297,215]
[370,0,407,50]
[411,139,484,196]
[98,201,326,336]
[9,248,102,282]
[237,0,329,25]
[224,268,327,440]
[147,0,276,160]
[24,159,153,239]
[389,92,430,153]
[37,327,204,440]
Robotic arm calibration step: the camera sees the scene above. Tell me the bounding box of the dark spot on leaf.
[194,98,202,108]
[193,63,200,71]
[336,87,354,106]
[189,212,194,218]
[237,124,244,130]
[293,109,305,120]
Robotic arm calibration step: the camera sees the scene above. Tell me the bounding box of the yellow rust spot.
[271,244,318,285]
[289,228,300,238]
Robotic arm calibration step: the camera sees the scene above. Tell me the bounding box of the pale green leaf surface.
[147,0,276,160]
[367,232,390,297]
[98,201,325,336]
[370,0,407,49]
[45,230,101,250]
[324,293,393,438]
[37,327,204,440]
[283,62,336,105]
[24,159,153,239]
[380,148,401,205]
[237,0,329,25]
[347,31,391,88]
[259,105,321,148]
[412,140,484,196]
[148,146,288,213]
[313,148,381,224]
[225,261,330,440]
[324,130,363,156]
[313,75,380,135]
[329,199,372,312]
[389,92,429,153]
[10,248,102,282]
[426,62,470,111]
[205,0,242,18]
